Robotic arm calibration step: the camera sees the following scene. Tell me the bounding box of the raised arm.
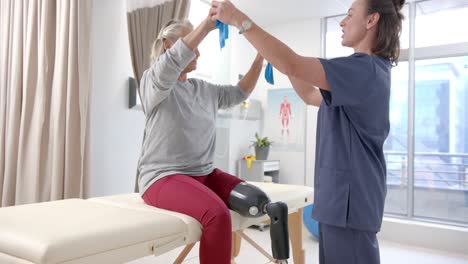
[210,1,330,91]
[288,76,323,107]
[150,17,215,91]
[238,53,264,94]
[183,17,216,51]
[141,18,216,113]
[214,54,263,109]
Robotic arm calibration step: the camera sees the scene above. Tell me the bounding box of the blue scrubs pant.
[319,223,380,264]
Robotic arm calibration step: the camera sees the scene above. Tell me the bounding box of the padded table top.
[0,182,313,264]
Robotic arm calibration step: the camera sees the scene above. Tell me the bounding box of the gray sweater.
[138,39,249,195]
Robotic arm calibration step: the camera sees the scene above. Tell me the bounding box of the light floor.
[128,227,468,264]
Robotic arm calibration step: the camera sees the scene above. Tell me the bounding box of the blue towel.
[216,21,229,49]
[265,62,274,85]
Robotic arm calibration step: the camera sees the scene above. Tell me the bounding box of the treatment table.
[0,182,313,264]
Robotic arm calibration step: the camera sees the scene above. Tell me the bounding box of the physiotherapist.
[210,0,405,263]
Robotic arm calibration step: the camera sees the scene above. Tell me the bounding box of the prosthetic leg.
[229,182,289,263]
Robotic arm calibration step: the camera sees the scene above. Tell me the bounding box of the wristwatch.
[238,19,253,34]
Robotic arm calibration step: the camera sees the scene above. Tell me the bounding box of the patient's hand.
[203,16,216,32]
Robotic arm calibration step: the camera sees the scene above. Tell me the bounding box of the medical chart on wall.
[266,88,306,152]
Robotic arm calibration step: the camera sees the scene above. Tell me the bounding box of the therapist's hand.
[210,0,246,28]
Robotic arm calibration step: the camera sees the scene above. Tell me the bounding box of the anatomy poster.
[266,88,305,152]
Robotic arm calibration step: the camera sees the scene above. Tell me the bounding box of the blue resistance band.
[265,62,274,85]
[216,20,229,49]
[216,21,274,85]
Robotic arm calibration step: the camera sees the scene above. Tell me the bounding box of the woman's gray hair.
[150,20,193,65]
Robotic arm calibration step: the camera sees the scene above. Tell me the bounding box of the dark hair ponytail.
[367,0,405,65]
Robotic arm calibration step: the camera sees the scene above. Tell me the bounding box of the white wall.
[229,19,321,186]
[87,0,145,198]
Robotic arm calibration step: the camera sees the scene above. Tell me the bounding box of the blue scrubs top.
[312,53,391,232]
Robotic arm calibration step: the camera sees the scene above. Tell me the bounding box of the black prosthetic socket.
[228,182,290,261]
[228,182,270,217]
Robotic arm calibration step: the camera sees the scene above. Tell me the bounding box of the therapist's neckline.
[353,52,382,58]
[354,51,374,56]
[352,52,388,62]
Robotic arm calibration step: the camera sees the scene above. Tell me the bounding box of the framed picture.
[266,88,306,152]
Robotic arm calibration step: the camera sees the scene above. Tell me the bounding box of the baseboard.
[379,217,468,255]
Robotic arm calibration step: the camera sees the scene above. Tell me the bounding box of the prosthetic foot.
[229,182,290,263]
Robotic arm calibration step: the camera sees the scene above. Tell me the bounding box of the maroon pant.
[142,168,243,264]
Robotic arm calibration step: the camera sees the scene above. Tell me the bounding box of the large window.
[324,0,468,226]
[384,62,409,216]
[413,56,468,223]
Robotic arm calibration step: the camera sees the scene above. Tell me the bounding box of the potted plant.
[251,133,272,160]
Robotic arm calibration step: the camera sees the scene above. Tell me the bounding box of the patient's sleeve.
[212,83,249,109]
[140,39,195,114]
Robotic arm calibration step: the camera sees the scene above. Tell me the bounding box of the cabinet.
[214,119,261,175]
[237,160,280,183]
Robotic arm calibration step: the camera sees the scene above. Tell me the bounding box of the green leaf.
[252,132,272,147]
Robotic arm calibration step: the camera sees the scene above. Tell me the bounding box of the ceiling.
[231,0,352,27]
[225,0,468,27]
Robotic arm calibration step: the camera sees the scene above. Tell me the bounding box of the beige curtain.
[0,0,92,206]
[127,0,190,192]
